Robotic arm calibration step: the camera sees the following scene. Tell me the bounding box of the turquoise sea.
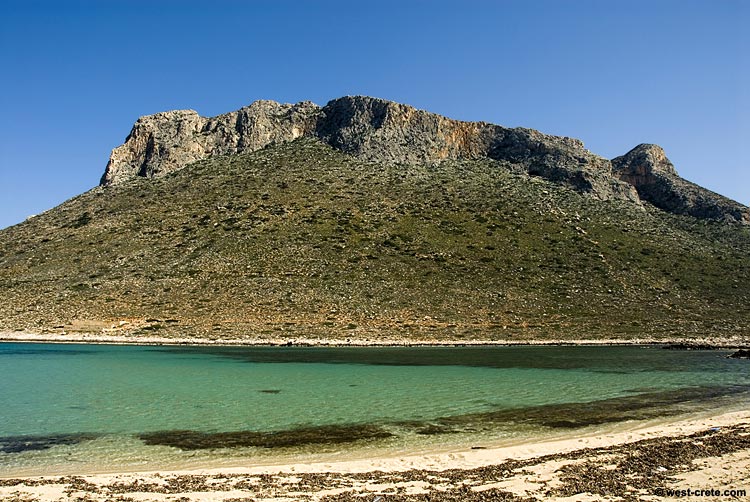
[1,343,748,476]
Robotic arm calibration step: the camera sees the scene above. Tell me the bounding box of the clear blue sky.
[1,0,747,230]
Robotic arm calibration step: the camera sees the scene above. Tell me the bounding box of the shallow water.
[1,343,748,475]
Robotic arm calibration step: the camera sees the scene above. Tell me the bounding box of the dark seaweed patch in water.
[0,344,97,357]
[436,385,750,430]
[386,385,750,436]
[139,424,393,450]
[258,389,281,394]
[0,433,98,453]
[415,424,457,435]
[154,345,739,374]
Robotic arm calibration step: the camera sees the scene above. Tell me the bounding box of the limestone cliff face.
[612,144,749,224]
[101,101,320,185]
[101,96,747,223]
[316,97,639,203]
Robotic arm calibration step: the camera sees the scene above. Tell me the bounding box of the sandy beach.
[2,409,749,501]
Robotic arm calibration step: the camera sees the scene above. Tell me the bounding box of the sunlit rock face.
[612,144,749,224]
[101,95,747,223]
[101,101,320,185]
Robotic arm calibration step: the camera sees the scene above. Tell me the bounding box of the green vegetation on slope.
[1,139,748,341]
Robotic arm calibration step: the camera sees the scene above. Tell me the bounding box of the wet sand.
[2,410,748,501]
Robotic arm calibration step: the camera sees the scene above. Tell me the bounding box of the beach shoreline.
[3,334,749,500]
[2,410,749,501]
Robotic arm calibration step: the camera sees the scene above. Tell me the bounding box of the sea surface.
[1,342,748,476]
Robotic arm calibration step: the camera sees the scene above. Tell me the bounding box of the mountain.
[1,96,748,343]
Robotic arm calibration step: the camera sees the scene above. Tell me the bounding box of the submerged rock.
[662,343,717,351]
[729,349,750,359]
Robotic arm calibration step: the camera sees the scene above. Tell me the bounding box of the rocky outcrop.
[101,96,748,223]
[612,144,750,224]
[103,96,639,202]
[316,97,639,203]
[101,101,320,185]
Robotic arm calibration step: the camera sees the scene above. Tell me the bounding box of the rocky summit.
[612,143,748,223]
[102,96,748,224]
[1,96,749,342]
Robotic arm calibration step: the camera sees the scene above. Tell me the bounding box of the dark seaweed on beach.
[5,425,748,501]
